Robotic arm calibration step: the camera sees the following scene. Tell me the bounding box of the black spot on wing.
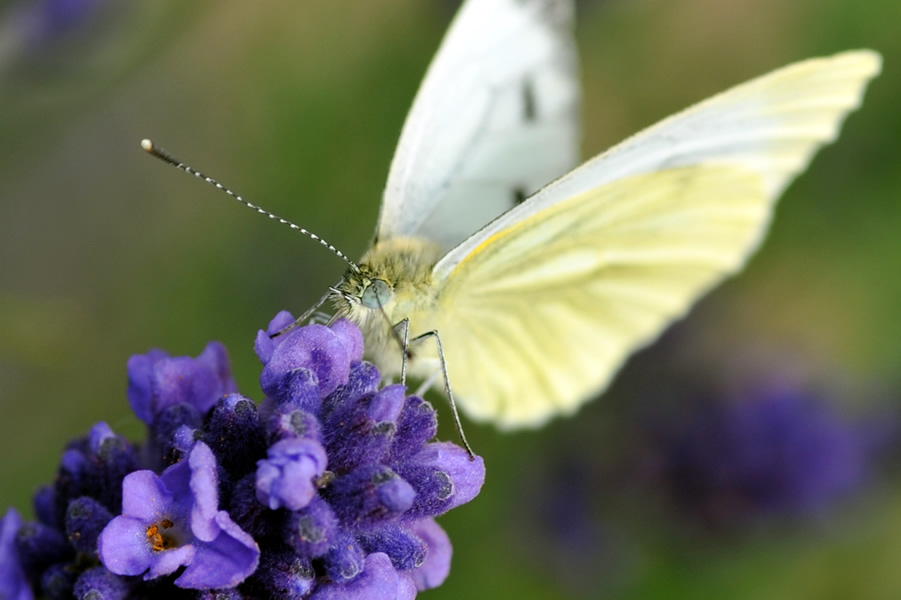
[513,187,528,205]
[522,78,537,122]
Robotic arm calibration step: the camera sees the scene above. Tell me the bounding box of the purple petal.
[330,319,365,363]
[368,385,406,424]
[311,552,416,600]
[187,442,221,543]
[148,545,196,579]
[88,422,116,453]
[260,325,351,399]
[97,515,156,576]
[153,356,220,417]
[0,508,33,600]
[129,343,237,425]
[255,329,277,365]
[255,311,297,362]
[197,341,239,398]
[120,471,173,522]
[408,518,451,590]
[127,349,170,424]
[323,361,381,418]
[416,442,485,510]
[377,475,416,514]
[176,511,260,589]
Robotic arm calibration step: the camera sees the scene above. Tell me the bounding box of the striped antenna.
[140,139,360,273]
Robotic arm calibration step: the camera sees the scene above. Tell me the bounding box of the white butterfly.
[145,0,879,433]
[326,0,881,430]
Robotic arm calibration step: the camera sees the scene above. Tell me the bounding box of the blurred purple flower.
[2,0,133,70]
[0,508,33,600]
[657,383,872,525]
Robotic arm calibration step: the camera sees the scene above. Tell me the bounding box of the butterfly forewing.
[377,0,581,253]
[436,50,881,283]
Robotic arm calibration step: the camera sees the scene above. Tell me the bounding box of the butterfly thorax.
[331,236,444,376]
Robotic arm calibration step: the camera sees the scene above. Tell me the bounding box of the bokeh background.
[2,0,900,598]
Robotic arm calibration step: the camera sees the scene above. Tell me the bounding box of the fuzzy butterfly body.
[329,0,881,428]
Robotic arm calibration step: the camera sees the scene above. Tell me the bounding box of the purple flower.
[98,442,259,588]
[127,341,237,425]
[657,382,872,525]
[0,508,33,600]
[256,438,328,511]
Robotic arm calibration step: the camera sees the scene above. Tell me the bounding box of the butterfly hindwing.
[424,50,880,428]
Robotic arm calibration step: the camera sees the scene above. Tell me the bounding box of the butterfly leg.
[393,318,412,386]
[409,329,475,460]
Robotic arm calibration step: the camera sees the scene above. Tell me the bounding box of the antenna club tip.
[140,139,154,152]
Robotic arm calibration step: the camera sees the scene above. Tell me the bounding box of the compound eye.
[361,279,392,309]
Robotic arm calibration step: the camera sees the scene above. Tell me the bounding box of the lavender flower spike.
[5,312,484,598]
[98,441,259,589]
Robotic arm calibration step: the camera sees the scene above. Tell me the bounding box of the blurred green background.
[2,0,901,598]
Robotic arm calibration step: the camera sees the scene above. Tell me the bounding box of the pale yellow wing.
[423,50,880,429]
[430,166,766,427]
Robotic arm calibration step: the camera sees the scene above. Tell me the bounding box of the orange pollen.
[146,520,177,552]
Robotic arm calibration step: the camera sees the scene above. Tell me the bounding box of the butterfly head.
[332,237,442,312]
[331,263,395,315]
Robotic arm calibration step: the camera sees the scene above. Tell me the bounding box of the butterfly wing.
[425,50,880,428]
[376,0,581,253]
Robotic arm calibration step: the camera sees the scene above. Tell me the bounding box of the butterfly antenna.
[141,139,360,273]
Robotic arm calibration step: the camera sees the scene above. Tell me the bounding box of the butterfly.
[146,0,880,432]
[322,0,881,430]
